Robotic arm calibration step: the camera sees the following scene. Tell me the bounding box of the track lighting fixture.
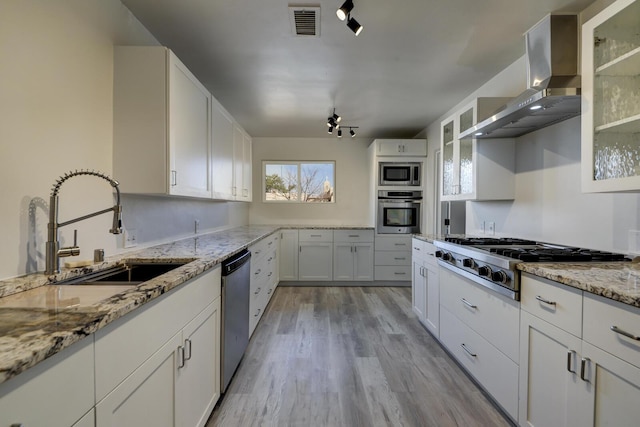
[337,129,343,138]
[327,108,341,129]
[336,0,353,21]
[346,16,363,36]
[328,126,333,134]
[349,127,357,137]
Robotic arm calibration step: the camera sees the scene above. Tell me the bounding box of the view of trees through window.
[264,162,335,202]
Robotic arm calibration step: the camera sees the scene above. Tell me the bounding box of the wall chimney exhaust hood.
[460,14,581,139]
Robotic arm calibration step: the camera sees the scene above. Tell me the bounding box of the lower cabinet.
[298,230,333,281]
[0,337,95,427]
[333,230,374,281]
[411,238,440,337]
[95,266,222,427]
[278,230,299,281]
[249,233,279,336]
[374,235,412,281]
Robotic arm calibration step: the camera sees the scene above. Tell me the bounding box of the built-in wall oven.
[377,190,422,234]
[379,162,421,187]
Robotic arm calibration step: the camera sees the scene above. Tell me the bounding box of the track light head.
[336,0,354,21]
[347,16,363,36]
[350,128,356,137]
[332,112,342,123]
[328,126,333,134]
[337,129,342,138]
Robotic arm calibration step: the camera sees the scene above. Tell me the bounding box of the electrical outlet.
[487,222,495,236]
[194,219,200,234]
[123,228,138,248]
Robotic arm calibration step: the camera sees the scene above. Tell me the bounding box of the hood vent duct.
[289,6,320,37]
[460,14,581,139]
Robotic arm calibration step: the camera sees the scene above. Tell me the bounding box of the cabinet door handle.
[354,246,357,253]
[177,345,185,369]
[580,357,590,382]
[461,298,477,309]
[461,343,477,357]
[535,295,556,306]
[567,350,576,373]
[610,325,640,341]
[184,338,192,361]
[171,170,177,186]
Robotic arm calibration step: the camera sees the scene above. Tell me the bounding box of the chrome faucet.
[45,170,122,275]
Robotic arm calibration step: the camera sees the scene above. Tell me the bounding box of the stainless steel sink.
[55,262,188,286]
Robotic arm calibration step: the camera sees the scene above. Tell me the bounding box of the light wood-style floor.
[207,286,512,427]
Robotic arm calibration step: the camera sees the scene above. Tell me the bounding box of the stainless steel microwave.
[379,162,421,187]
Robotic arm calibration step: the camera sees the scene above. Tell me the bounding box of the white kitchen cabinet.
[95,266,221,427]
[279,230,299,281]
[411,238,440,337]
[249,233,279,335]
[113,46,212,198]
[374,235,412,281]
[211,98,235,200]
[581,0,640,192]
[374,139,427,156]
[441,98,515,201]
[233,124,253,202]
[333,230,374,281]
[298,230,333,281]
[0,337,95,427]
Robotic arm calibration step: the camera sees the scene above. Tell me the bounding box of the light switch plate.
[487,222,495,236]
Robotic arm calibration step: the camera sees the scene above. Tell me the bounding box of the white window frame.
[262,160,336,203]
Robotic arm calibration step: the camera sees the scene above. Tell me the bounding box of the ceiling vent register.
[289,6,320,37]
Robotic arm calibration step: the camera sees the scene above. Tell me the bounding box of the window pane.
[265,163,298,201]
[300,163,334,203]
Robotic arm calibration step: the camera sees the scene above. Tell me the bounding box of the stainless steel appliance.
[377,190,421,234]
[434,237,628,300]
[379,162,421,187]
[221,249,251,392]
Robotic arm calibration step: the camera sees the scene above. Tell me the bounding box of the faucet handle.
[58,229,80,258]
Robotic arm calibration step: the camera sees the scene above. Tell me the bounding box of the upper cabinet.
[374,139,427,157]
[114,46,212,198]
[440,98,515,201]
[114,46,252,201]
[582,0,640,192]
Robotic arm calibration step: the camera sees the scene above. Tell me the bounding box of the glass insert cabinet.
[582,0,640,192]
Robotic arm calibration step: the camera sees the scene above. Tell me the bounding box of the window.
[263,161,335,203]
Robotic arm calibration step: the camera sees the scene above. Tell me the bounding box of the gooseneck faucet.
[45,170,123,275]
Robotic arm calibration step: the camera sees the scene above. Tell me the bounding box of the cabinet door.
[211,99,235,200]
[176,299,221,427]
[96,333,181,427]
[241,132,252,201]
[424,267,440,337]
[578,341,640,427]
[412,261,427,320]
[299,242,333,281]
[440,115,458,198]
[581,0,640,192]
[232,124,244,199]
[353,242,374,281]
[279,230,299,281]
[519,311,584,427]
[168,51,212,198]
[333,242,355,280]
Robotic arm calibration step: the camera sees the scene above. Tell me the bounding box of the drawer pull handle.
[268,288,273,295]
[580,357,590,382]
[254,308,262,318]
[310,234,322,237]
[610,325,640,341]
[461,298,477,309]
[413,247,421,251]
[394,257,406,260]
[268,241,273,246]
[254,287,261,295]
[255,269,262,275]
[349,234,359,237]
[567,350,575,373]
[184,338,192,361]
[394,243,407,246]
[394,272,406,275]
[535,295,556,306]
[461,343,477,357]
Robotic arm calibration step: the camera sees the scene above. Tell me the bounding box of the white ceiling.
[121,0,595,139]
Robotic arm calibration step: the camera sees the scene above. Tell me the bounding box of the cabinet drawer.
[375,250,412,266]
[440,266,520,362]
[521,273,583,337]
[440,307,519,419]
[249,233,278,262]
[334,229,374,243]
[375,265,411,281]
[298,229,333,242]
[412,238,426,262]
[583,293,640,368]
[375,235,411,251]
[95,266,220,401]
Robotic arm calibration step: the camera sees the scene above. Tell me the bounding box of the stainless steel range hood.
[460,14,581,139]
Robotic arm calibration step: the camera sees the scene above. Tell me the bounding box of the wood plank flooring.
[207,286,512,427]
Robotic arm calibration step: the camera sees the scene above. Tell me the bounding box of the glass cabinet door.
[582,0,640,192]
[442,118,456,196]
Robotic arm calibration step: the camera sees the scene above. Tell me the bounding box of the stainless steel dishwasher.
[221,249,251,392]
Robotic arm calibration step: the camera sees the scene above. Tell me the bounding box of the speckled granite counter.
[0,224,373,385]
[518,262,640,308]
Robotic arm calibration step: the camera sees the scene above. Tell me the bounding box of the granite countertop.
[0,224,374,385]
[518,262,640,308]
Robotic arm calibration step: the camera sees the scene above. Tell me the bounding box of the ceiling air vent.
[289,5,320,37]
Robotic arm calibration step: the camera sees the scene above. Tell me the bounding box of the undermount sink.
[55,262,188,286]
